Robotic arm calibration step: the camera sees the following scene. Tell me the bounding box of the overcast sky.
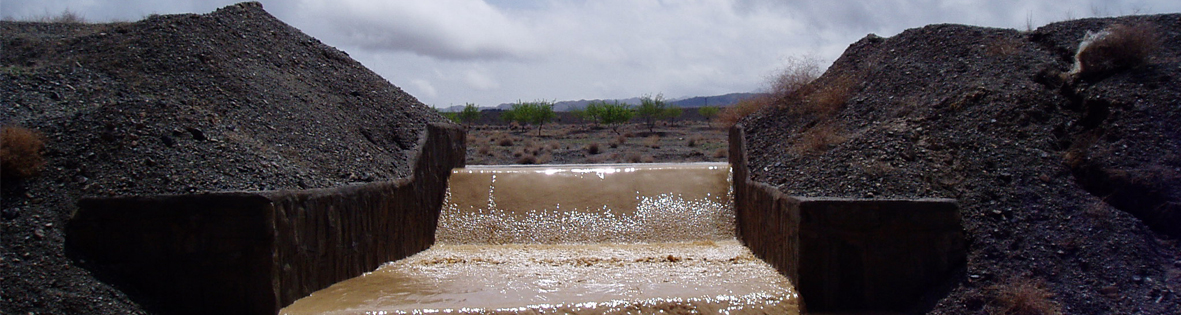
[4,1,1178,108]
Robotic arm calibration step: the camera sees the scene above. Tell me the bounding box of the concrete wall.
[66,123,466,315]
[729,124,966,313]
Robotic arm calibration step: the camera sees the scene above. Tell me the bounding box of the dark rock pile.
[742,14,1179,314]
[1,2,445,314]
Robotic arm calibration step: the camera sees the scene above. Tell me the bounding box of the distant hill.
[469,92,764,112]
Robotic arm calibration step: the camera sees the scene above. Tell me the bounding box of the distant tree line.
[439,94,724,136]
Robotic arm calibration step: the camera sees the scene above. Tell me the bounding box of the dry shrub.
[624,153,642,163]
[497,137,514,147]
[42,9,86,24]
[640,155,655,163]
[548,141,560,150]
[1072,23,1159,76]
[793,121,846,154]
[537,153,553,164]
[477,144,491,156]
[986,36,1025,57]
[686,137,697,147]
[769,55,822,101]
[608,141,619,149]
[586,142,601,155]
[1,126,46,180]
[623,131,634,138]
[516,154,537,165]
[718,96,773,128]
[1083,198,1112,220]
[799,73,858,117]
[611,134,628,148]
[989,278,1062,315]
[644,135,661,148]
[713,148,728,158]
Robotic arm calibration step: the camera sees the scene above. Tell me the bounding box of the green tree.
[596,101,634,134]
[437,108,461,124]
[663,106,683,124]
[506,100,556,136]
[698,106,719,127]
[499,108,516,124]
[459,103,481,126]
[636,93,667,133]
[582,102,605,125]
[569,107,589,124]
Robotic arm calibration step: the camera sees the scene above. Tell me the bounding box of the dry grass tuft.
[717,96,772,128]
[610,134,628,148]
[497,137,514,147]
[516,154,537,165]
[793,121,846,155]
[624,153,642,163]
[713,148,728,158]
[640,155,655,163]
[1,126,46,180]
[799,73,858,117]
[987,36,1025,57]
[1072,23,1159,76]
[686,137,698,147]
[477,144,491,156]
[586,142,601,155]
[644,135,661,148]
[989,278,1062,315]
[769,55,822,101]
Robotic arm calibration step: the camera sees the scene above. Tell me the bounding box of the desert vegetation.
[635,94,683,133]
[501,100,557,136]
[574,100,635,134]
[1069,22,1159,78]
[988,278,1062,315]
[463,119,725,165]
[0,125,46,180]
[718,55,824,128]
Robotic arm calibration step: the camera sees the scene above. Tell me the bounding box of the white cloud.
[293,0,541,60]
[463,69,500,91]
[5,0,1180,107]
[408,79,438,99]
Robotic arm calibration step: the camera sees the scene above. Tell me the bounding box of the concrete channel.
[65,123,965,314]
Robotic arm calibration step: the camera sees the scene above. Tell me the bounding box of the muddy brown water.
[281,163,799,314]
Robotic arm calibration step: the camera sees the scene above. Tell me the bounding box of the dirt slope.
[742,14,1179,314]
[1,2,444,314]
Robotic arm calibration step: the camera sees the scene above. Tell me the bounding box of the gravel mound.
[742,14,1179,314]
[1,2,444,314]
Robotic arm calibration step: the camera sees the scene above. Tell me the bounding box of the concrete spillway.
[280,163,799,314]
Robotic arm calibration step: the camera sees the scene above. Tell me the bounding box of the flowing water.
[281,163,799,314]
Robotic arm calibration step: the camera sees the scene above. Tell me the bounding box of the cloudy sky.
[4,1,1178,108]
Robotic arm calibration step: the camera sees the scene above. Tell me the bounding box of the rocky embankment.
[743,14,1179,314]
[1,2,444,314]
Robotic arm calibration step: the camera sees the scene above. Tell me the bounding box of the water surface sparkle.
[280,163,799,314]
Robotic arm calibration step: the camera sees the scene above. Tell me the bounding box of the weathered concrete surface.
[66,123,465,315]
[730,124,966,312]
